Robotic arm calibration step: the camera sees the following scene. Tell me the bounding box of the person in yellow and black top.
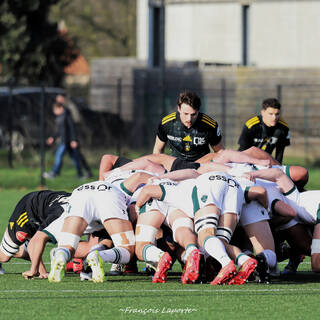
[153,91,224,162]
[238,98,290,164]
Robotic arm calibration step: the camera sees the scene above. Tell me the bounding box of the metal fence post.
[40,85,46,187]
[7,80,14,168]
[304,99,310,165]
[117,78,122,155]
[221,78,226,146]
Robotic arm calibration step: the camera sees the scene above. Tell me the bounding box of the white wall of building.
[251,1,320,67]
[166,3,241,64]
[137,0,320,68]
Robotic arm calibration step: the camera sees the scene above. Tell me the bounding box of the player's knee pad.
[172,218,194,242]
[194,214,219,234]
[111,230,135,247]
[135,224,158,244]
[311,239,320,255]
[58,232,80,250]
[0,231,19,257]
[216,226,233,244]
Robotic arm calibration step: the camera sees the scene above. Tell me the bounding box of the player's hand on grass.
[22,270,39,280]
[38,272,49,279]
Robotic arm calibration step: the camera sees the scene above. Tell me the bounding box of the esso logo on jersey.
[16,231,28,242]
[76,184,112,191]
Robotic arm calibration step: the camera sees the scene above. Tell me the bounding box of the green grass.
[1,152,320,319]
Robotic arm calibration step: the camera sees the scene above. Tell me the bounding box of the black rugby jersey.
[157,111,222,161]
[7,190,70,245]
[238,115,290,163]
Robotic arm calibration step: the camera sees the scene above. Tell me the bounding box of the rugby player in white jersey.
[243,168,320,271]
[48,171,152,283]
[135,178,201,284]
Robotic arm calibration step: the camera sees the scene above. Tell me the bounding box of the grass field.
[1,153,320,319]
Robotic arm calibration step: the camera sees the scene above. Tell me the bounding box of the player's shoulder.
[245,116,261,129]
[199,113,218,129]
[161,112,177,125]
[278,117,289,129]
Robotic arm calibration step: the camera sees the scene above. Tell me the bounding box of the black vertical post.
[242,5,250,66]
[117,78,122,155]
[159,0,166,115]
[40,85,46,187]
[277,84,282,103]
[7,81,13,168]
[221,79,226,147]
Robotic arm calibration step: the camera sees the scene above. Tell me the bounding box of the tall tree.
[51,0,136,59]
[0,0,78,86]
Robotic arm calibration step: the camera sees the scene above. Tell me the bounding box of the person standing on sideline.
[153,91,224,162]
[238,98,290,164]
[56,94,93,178]
[44,101,84,179]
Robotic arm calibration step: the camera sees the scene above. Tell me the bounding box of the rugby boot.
[152,252,173,283]
[255,253,271,283]
[109,263,124,275]
[281,254,305,276]
[86,250,106,283]
[181,248,201,284]
[210,260,237,285]
[48,251,67,283]
[124,257,138,274]
[229,257,258,285]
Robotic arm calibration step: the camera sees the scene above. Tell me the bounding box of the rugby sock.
[203,236,231,267]
[142,244,164,263]
[235,253,250,268]
[262,249,277,269]
[89,244,107,253]
[55,247,71,263]
[183,244,198,263]
[98,247,131,264]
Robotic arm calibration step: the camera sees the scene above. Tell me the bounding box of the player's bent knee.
[0,231,19,260]
[172,217,194,242]
[135,224,158,244]
[194,214,219,235]
[216,226,233,244]
[111,230,135,247]
[58,232,80,250]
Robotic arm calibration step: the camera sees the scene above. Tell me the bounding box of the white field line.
[1,288,320,294]
[5,261,313,265]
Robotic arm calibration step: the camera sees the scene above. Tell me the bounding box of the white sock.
[89,244,107,252]
[183,244,198,263]
[98,247,131,264]
[235,253,250,267]
[142,244,164,263]
[203,236,231,267]
[55,247,71,263]
[262,249,277,269]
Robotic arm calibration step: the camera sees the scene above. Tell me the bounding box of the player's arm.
[22,231,50,279]
[211,141,224,153]
[246,186,269,209]
[149,169,200,182]
[244,168,294,194]
[275,145,285,164]
[135,185,164,211]
[153,136,166,154]
[99,154,119,180]
[213,149,271,167]
[122,172,154,194]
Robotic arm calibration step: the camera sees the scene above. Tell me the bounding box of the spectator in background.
[238,98,290,164]
[56,94,93,178]
[43,100,85,179]
[153,91,224,162]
